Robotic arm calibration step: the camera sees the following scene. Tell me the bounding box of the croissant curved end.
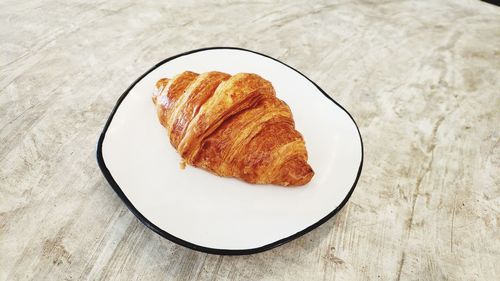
[273,158,314,186]
[152,78,169,104]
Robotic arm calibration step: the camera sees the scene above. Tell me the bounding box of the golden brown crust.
[169,72,230,149]
[153,71,314,186]
[155,71,198,133]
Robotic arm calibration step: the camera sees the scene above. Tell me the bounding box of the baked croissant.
[152,71,314,186]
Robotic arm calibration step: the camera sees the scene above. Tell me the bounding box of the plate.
[96,47,363,255]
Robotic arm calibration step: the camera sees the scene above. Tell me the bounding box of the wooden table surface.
[1,0,499,280]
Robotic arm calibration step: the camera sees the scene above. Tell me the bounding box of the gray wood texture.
[1,0,499,280]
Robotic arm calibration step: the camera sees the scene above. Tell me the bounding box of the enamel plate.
[97,47,363,255]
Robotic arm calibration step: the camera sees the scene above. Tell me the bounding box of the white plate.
[97,47,363,255]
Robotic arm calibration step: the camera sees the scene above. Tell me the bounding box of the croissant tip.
[288,166,314,187]
[156,78,169,88]
[152,78,170,105]
[272,159,314,187]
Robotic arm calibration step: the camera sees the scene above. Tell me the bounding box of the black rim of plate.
[96,47,364,255]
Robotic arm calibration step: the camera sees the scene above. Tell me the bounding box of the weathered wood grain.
[1,0,499,280]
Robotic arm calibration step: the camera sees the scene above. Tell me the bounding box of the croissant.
[152,71,314,186]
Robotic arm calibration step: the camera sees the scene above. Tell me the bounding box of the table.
[1,0,499,280]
